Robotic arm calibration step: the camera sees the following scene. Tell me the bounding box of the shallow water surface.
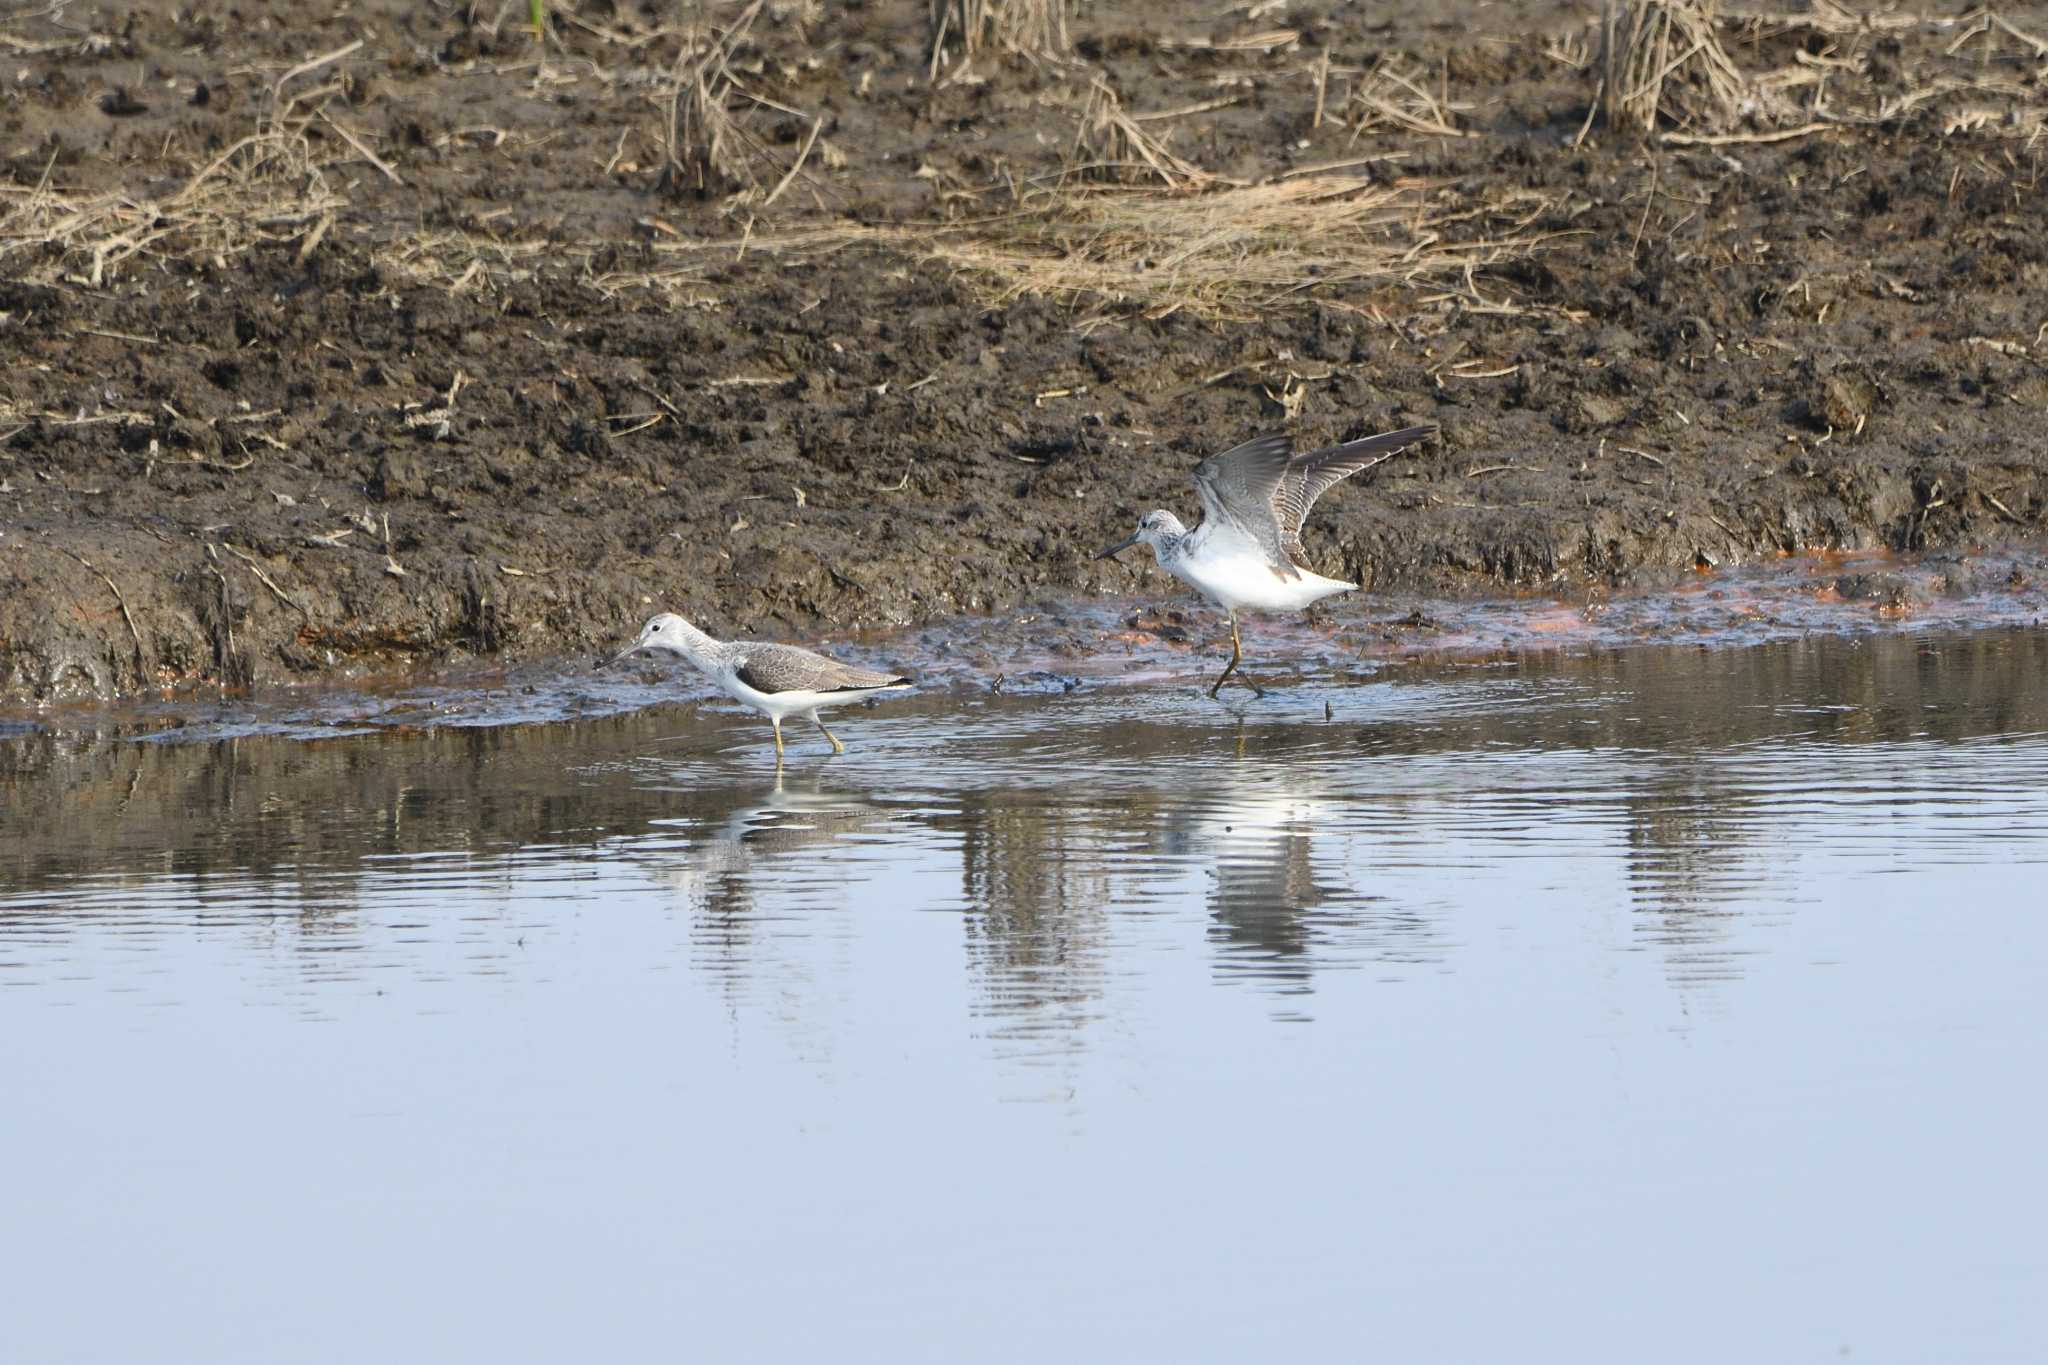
[5,628,2048,1363]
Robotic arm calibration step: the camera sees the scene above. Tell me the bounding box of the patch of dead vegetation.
[1343,59,1474,140]
[927,177,1564,321]
[370,223,718,306]
[632,175,1570,325]
[3,0,2031,325]
[1599,0,1756,134]
[0,122,345,288]
[0,34,391,285]
[1594,0,2048,144]
[650,0,828,204]
[1063,77,1216,190]
[929,0,1072,79]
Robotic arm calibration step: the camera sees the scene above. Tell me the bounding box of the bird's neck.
[659,622,725,672]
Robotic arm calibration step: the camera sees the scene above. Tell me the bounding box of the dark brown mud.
[3,0,2046,703]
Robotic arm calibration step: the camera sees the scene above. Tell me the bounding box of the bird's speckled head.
[1096,510,1188,562]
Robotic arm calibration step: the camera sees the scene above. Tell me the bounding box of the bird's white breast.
[1168,525,1355,613]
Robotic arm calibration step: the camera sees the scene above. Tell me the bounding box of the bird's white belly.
[720,673,892,720]
[1173,545,1355,614]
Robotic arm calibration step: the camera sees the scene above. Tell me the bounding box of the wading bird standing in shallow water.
[1097,424,1438,698]
[613,613,912,758]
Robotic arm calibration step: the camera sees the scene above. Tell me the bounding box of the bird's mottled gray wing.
[1274,424,1436,567]
[733,642,909,695]
[1190,433,1295,559]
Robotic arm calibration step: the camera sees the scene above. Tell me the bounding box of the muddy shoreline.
[3,0,2046,703]
[5,545,2044,740]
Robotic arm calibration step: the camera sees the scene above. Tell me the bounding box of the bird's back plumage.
[731,642,910,696]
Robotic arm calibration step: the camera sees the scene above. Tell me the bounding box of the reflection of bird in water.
[645,770,894,928]
[1157,757,1442,1002]
[631,769,895,1064]
[1622,767,1759,992]
[1166,785,1340,994]
[948,789,1114,1045]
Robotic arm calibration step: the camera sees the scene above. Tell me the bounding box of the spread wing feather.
[1190,433,1295,565]
[1272,424,1436,567]
[1189,424,1438,571]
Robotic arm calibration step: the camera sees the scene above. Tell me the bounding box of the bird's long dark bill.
[1095,534,1139,560]
[608,644,645,666]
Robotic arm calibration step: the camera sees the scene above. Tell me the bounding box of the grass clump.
[1064,78,1215,190]
[1598,0,1751,133]
[929,0,1071,76]
[0,125,343,287]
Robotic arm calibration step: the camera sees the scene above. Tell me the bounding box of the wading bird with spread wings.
[1098,424,1438,697]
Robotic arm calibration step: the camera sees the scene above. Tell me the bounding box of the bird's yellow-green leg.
[815,714,846,755]
[1210,614,1267,699]
[1208,615,1239,697]
[771,716,785,758]
[1235,617,1268,697]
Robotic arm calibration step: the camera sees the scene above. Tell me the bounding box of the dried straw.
[1346,60,1472,140]
[638,176,1563,321]
[1067,79,1215,190]
[929,0,1070,76]
[652,0,825,203]
[656,0,769,197]
[0,126,343,287]
[1599,0,1751,134]
[942,177,1555,317]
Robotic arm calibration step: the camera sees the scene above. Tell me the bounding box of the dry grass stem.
[652,0,825,202]
[0,29,416,286]
[1067,79,1217,190]
[221,543,307,617]
[929,0,1070,77]
[1159,29,1299,55]
[1600,0,1755,133]
[1659,120,1831,146]
[762,118,823,207]
[375,229,562,293]
[49,545,148,676]
[1722,1,1925,36]
[1346,60,1474,139]
[1605,1,2048,141]
[657,0,769,197]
